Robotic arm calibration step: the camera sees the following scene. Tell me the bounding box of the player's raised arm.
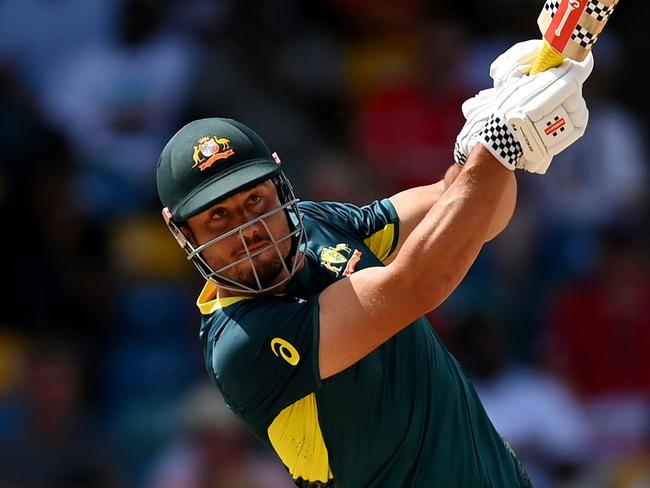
[382,37,590,265]
[317,48,593,379]
[385,160,516,265]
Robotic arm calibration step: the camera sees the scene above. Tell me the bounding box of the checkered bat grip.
[477,114,523,170]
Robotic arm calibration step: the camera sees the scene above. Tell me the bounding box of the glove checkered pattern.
[478,114,523,170]
[454,141,468,166]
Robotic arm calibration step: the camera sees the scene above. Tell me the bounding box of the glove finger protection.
[454,49,592,172]
[509,52,593,122]
[565,94,589,129]
[455,88,499,166]
[517,91,589,174]
[490,39,543,88]
[563,87,586,116]
[453,81,588,169]
[477,52,594,172]
[461,88,497,118]
[566,90,589,128]
[455,40,551,167]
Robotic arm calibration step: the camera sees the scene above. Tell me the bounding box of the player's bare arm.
[318,147,511,378]
[155,30,608,485]
[384,163,516,265]
[318,52,593,379]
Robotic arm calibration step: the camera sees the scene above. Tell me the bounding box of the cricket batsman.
[155,41,593,486]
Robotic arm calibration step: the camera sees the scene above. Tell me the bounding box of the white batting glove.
[454,88,497,166]
[479,53,593,173]
[454,39,543,166]
[454,39,593,173]
[489,39,544,89]
[455,40,545,167]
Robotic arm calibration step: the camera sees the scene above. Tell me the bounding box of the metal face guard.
[162,186,305,294]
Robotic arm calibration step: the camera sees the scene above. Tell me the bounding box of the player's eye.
[211,208,227,220]
[249,194,263,205]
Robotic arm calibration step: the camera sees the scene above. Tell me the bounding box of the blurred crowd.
[0,0,648,487]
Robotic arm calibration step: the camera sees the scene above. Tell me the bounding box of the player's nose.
[238,212,266,241]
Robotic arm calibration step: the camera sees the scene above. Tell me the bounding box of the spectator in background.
[449,311,593,488]
[0,67,112,347]
[0,338,124,488]
[180,0,341,192]
[534,35,647,233]
[545,226,650,462]
[337,3,473,193]
[0,331,26,439]
[0,1,646,486]
[144,381,293,488]
[40,0,197,216]
[0,0,119,93]
[527,35,648,286]
[453,33,649,358]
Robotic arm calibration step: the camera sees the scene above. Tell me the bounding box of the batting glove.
[454,87,498,166]
[456,52,593,173]
[454,40,545,167]
[480,52,593,173]
[490,39,545,89]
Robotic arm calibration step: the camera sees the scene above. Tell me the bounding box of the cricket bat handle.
[530,40,566,74]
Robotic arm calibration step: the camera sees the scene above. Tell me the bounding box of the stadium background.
[0,0,648,486]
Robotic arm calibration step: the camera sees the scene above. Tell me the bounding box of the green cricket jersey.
[198,199,532,487]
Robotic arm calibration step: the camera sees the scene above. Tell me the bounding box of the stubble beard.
[211,243,290,290]
[233,252,286,289]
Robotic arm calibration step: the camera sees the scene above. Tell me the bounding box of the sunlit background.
[0,0,648,487]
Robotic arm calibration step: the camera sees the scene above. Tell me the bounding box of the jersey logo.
[320,243,362,277]
[271,338,300,366]
[192,135,235,171]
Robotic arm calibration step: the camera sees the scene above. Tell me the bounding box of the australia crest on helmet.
[192,135,235,171]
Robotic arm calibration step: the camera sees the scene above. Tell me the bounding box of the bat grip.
[530,40,566,74]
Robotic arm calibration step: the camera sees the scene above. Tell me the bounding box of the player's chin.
[233,256,285,289]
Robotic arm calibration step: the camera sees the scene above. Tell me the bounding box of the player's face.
[185,180,293,291]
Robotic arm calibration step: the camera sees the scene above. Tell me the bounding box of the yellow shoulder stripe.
[267,393,333,484]
[364,223,396,262]
[196,281,251,315]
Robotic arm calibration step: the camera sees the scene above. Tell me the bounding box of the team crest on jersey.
[320,243,362,277]
[192,135,235,171]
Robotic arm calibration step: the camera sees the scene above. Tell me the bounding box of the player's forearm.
[443,163,463,190]
[389,146,511,313]
[443,162,517,242]
[485,170,516,241]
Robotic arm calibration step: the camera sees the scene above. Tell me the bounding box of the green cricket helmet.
[156,117,305,294]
